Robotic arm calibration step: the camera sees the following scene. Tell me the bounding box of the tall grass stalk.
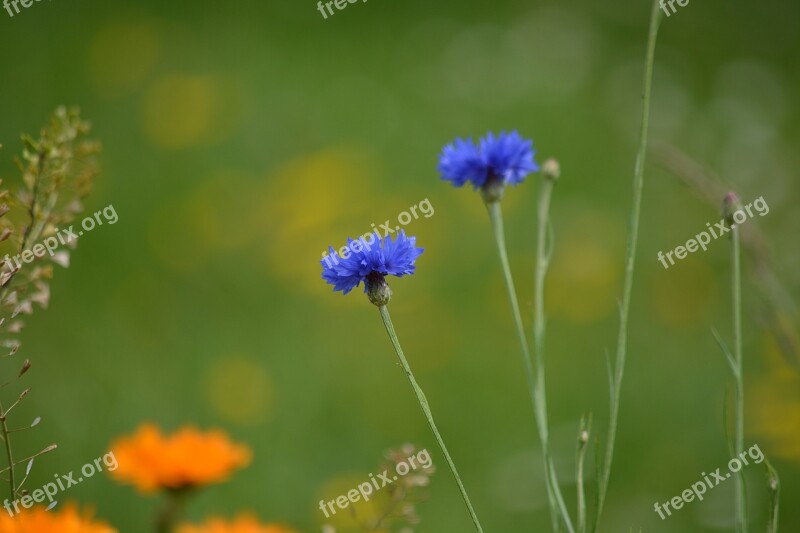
[729,223,747,533]
[486,198,574,533]
[593,1,662,530]
[378,305,485,533]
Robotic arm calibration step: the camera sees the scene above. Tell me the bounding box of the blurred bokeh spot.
[88,19,160,97]
[750,329,800,463]
[142,74,240,149]
[316,474,384,532]
[203,353,273,427]
[259,147,378,296]
[148,170,259,273]
[547,211,622,322]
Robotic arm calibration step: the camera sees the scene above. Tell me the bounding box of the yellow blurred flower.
[142,74,241,149]
[177,514,295,533]
[749,328,800,462]
[109,424,251,493]
[0,504,116,532]
[545,210,623,323]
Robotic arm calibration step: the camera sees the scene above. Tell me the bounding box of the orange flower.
[109,424,251,493]
[177,514,296,533]
[0,504,116,532]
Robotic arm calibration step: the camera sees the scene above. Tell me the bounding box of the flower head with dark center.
[321,230,424,299]
[438,131,539,194]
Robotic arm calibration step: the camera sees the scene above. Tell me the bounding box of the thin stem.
[765,459,780,533]
[155,488,190,533]
[0,401,15,497]
[378,305,484,533]
[19,149,46,251]
[532,179,573,533]
[486,200,574,533]
[0,153,49,502]
[0,444,57,476]
[576,415,591,533]
[731,225,747,533]
[594,1,662,530]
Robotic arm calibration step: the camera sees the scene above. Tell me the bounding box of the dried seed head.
[19,359,31,377]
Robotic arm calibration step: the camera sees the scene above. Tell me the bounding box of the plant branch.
[594,1,662,529]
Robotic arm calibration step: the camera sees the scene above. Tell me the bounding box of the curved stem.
[378,305,484,533]
[594,1,662,530]
[486,200,574,533]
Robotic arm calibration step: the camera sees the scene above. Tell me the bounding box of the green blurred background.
[1,0,798,531]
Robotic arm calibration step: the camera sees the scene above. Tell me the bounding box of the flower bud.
[479,174,505,204]
[542,158,561,182]
[722,191,743,227]
[366,273,392,307]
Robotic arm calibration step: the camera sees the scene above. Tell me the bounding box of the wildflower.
[438,131,539,202]
[177,514,296,533]
[0,504,117,532]
[320,230,423,305]
[108,424,251,493]
[320,228,483,530]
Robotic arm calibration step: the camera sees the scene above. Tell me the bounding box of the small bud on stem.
[542,158,561,182]
[366,272,393,307]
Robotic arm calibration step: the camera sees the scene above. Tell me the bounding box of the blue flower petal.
[321,231,424,295]
[438,138,488,188]
[438,130,539,189]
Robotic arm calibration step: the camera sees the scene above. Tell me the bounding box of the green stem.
[576,415,591,533]
[731,225,747,533]
[0,400,15,498]
[486,200,574,533]
[155,488,190,533]
[532,179,572,533]
[765,459,779,533]
[594,2,662,530]
[378,305,484,533]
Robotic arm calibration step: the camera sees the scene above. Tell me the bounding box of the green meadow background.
[0,0,798,531]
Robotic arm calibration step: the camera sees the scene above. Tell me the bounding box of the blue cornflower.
[321,230,424,304]
[438,131,539,200]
